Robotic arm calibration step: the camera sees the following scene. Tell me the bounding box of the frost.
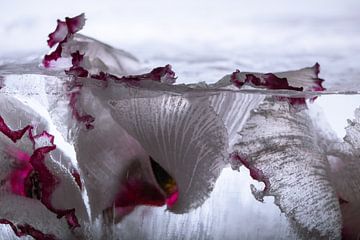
[232,98,342,239]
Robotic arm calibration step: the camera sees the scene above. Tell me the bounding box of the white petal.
[73,91,150,219]
[234,97,342,239]
[103,91,228,213]
[62,34,141,76]
[0,96,88,236]
[326,107,360,239]
[0,193,72,239]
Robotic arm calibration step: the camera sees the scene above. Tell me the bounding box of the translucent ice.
[0,13,360,240]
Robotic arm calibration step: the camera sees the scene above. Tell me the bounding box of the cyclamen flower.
[0,13,359,240]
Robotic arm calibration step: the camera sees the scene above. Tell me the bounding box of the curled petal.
[0,194,72,239]
[275,63,325,92]
[233,97,342,239]
[65,13,86,34]
[232,71,303,91]
[0,96,88,236]
[102,91,228,213]
[208,91,264,151]
[119,64,176,84]
[62,34,141,76]
[326,107,360,239]
[228,63,325,92]
[69,86,163,221]
[43,45,63,68]
[43,14,86,68]
[47,20,68,48]
[65,51,89,78]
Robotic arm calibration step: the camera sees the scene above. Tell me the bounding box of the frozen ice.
[1,6,360,239]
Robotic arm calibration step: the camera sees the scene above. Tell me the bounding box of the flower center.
[25,171,42,200]
[150,157,178,205]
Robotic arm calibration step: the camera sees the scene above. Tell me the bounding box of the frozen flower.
[0,13,359,240]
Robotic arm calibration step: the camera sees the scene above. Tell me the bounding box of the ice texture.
[232,98,342,239]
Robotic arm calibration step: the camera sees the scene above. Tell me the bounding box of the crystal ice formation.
[0,14,359,240]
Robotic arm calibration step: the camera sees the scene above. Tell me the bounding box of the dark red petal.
[114,178,166,208]
[43,14,86,68]
[244,73,262,86]
[118,64,177,84]
[70,169,82,190]
[0,115,32,142]
[65,66,89,78]
[64,51,89,77]
[70,51,84,67]
[29,133,80,229]
[0,219,57,240]
[0,116,80,229]
[65,13,86,34]
[243,73,303,91]
[309,63,325,91]
[47,20,68,48]
[68,89,95,129]
[230,64,325,96]
[148,64,177,84]
[230,69,244,88]
[262,73,303,91]
[43,45,63,68]
[91,71,108,81]
[230,152,270,199]
[231,71,307,107]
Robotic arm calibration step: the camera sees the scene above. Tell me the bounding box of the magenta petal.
[230,152,270,200]
[165,191,179,208]
[43,14,86,68]
[68,87,95,129]
[47,20,68,48]
[0,115,32,143]
[114,179,166,208]
[9,150,32,197]
[43,45,63,68]
[0,114,81,230]
[65,13,85,34]
[29,132,81,229]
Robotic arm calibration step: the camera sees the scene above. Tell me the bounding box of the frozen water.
[1,1,360,239]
